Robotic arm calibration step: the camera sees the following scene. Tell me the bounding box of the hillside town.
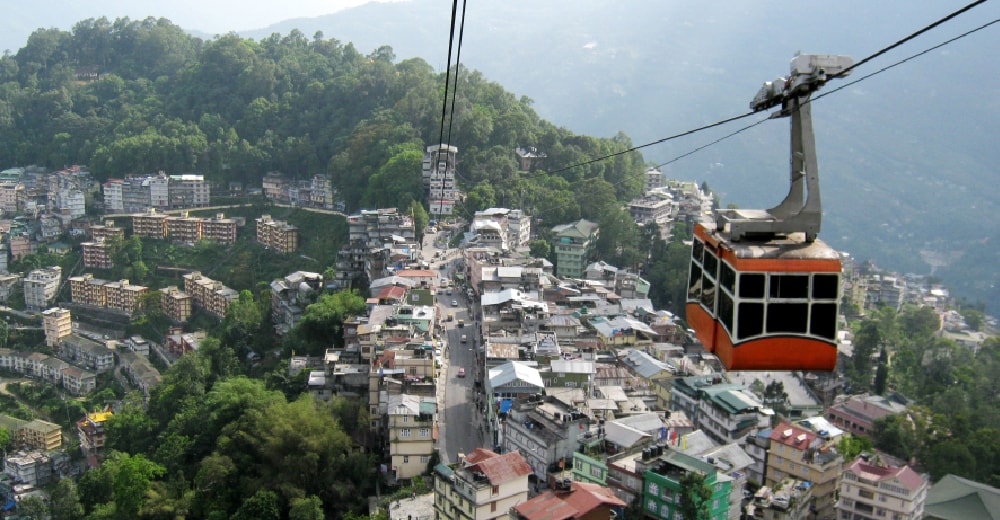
[0,143,994,520]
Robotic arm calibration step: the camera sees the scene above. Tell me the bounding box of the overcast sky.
[4,0,409,52]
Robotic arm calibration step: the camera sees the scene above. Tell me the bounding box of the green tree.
[292,290,367,355]
[837,435,874,462]
[0,427,10,455]
[113,452,166,519]
[873,347,890,395]
[231,490,281,520]
[678,472,712,520]
[289,496,324,520]
[16,495,48,520]
[528,239,550,260]
[850,320,881,390]
[50,478,85,520]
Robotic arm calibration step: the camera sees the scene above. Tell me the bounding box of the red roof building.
[513,481,626,520]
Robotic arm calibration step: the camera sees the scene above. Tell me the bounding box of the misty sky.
[4,0,409,53]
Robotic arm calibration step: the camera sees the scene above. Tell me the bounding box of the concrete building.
[61,334,114,373]
[182,271,238,319]
[168,174,210,208]
[102,179,124,212]
[512,480,625,520]
[200,213,238,244]
[68,274,148,316]
[160,286,192,323]
[256,214,299,253]
[132,209,169,238]
[4,451,53,487]
[825,393,907,439]
[766,422,843,519]
[77,407,113,467]
[385,394,437,481]
[42,307,72,348]
[423,144,460,216]
[81,238,115,269]
[642,448,731,520]
[552,219,599,278]
[433,448,532,520]
[837,456,928,520]
[270,271,323,335]
[23,266,62,311]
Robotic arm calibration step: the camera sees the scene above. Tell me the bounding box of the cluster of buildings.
[102,172,210,213]
[132,210,239,245]
[68,273,148,317]
[332,207,418,289]
[260,171,336,209]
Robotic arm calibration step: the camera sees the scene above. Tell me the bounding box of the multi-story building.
[132,209,169,239]
[644,167,665,195]
[514,146,547,173]
[200,213,238,244]
[56,187,86,218]
[183,271,239,319]
[270,271,323,335]
[423,144,459,216]
[81,238,115,269]
[642,448,731,520]
[90,220,125,242]
[256,214,299,253]
[23,266,62,311]
[334,208,418,288]
[103,179,124,212]
[469,208,532,252]
[61,334,115,372]
[262,172,288,201]
[310,174,334,207]
[165,215,203,243]
[168,174,210,208]
[766,422,843,519]
[149,173,169,208]
[69,274,148,316]
[61,366,98,395]
[385,394,437,481]
[160,286,192,323]
[433,448,532,520]
[0,416,63,451]
[4,451,53,487]
[552,219,599,278]
[501,397,592,481]
[837,456,928,520]
[41,307,72,348]
[78,407,113,467]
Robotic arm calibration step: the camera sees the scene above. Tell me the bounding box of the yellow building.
[41,307,72,348]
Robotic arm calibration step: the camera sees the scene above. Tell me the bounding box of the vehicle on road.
[447,313,454,322]
[457,367,466,377]
[457,319,464,328]
[461,334,468,343]
[446,289,452,295]
[451,299,458,307]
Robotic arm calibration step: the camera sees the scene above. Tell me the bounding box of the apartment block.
[183,271,238,319]
[23,266,62,311]
[836,456,927,520]
[42,307,72,347]
[103,179,124,212]
[256,214,299,253]
[132,209,169,239]
[61,334,114,372]
[165,215,203,243]
[81,239,115,269]
[200,213,238,244]
[160,285,193,323]
[423,144,459,216]
[168,174,210,208]
[552,219,599,279]
[68,273,148,316]
[78,407,113,467]
[90,220,125,242]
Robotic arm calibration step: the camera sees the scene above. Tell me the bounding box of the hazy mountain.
[6,0,999,309]
[245,0,1000,310]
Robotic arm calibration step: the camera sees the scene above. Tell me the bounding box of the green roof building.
[642,449,731,520]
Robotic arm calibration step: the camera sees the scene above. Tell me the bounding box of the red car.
[457,367,466,378]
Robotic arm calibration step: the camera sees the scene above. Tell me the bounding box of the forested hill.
[0,17,644,224]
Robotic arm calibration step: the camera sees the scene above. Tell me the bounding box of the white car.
[451,299,458,307]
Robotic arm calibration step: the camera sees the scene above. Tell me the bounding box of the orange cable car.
[686,54,853,372]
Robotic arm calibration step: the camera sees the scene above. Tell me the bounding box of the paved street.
[421,227,482,465]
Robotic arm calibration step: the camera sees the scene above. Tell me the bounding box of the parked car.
[451,299,458,307]
[457,367,466,377]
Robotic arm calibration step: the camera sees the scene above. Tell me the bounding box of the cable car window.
[703,250,718,279]
[719,292,734,333]
[692,240,704,263]
[701,276,716,312]
[687,265,702,300]
[720,262,736,294]
[737,302,764,339]
[810,303,838,340]
[739,273,765,299]
[769,275,809,299]
[766,303,809,334]
[812,274,839,300]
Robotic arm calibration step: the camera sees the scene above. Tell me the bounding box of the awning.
[499,399,513,414]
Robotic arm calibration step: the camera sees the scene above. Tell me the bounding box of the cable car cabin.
[686,222,841,371]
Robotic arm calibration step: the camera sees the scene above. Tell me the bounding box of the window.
[403,456,409,463]
[590,466,603,478]
[401,429,412,437]
[491,501,497,512]
[419,428,431,437]
[492,485,499,496]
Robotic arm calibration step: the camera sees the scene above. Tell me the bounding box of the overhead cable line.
[436,0,461,149]
[534,18,999,218]
[446,0,469,147]
[834,0,990,78]
[542,0,994,181]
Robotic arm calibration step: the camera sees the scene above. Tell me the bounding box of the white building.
[41,307,72,348]
[102,179,124,212]
[56,188,86,218]
[423,144,459,216]
[23,266,62,311]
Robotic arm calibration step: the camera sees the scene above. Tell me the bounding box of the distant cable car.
[686,54,853,371]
